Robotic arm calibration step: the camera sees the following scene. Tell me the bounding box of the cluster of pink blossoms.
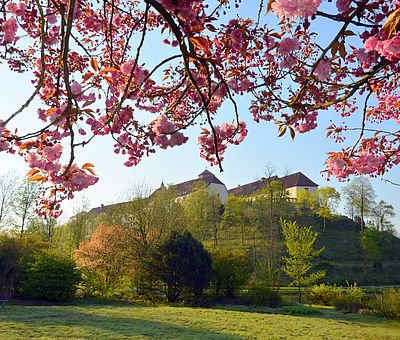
[271,0,322,19]
[199,122,248,165]
[365,35,400,61]
[2,18,18,43]
[336,0,352,12]
[314,60,331,81]
[0,121,10,152]
[294,112,318,133]
[279,37,300,55]
[151,115,188,149]
[23,141,98,193]
[326,151,386,179]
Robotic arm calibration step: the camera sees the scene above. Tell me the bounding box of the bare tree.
[13,180,39,234]
[0,171,19,227]
[371,200,395,232]
[342,177,376,231]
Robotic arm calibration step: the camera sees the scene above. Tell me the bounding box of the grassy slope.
[211,214,400,285]
[1,301,400,339]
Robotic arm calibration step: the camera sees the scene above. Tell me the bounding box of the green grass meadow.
[1,301,400,339]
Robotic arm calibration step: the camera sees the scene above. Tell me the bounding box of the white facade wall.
[207,183,228,205]
[286,186,318,199]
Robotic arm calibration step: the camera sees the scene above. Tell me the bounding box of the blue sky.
[0,0,399,230]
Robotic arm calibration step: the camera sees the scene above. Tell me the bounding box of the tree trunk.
[360,185,364,231]
[298,284,302,303]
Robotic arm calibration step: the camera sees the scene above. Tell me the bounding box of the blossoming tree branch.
[0,0,399,216]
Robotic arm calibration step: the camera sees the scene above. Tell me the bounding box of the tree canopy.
[1,0,400,216]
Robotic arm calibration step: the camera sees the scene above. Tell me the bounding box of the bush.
[368,288,400,320]
[333,282,366,313]
[306,283,342,306]
[0,232,45,299]
[250,286,282,308]
[75,225,133,297]
[22,251,81,302]
[210,249,249,297]
[144,231,212,302]
[280,305,322,315]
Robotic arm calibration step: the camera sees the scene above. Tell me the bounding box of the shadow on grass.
[0,304,243,339]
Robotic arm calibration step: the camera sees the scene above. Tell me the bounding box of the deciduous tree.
[75,224,132,296]
[281,219,325,303]
[0,171,18,227]
[12,180,39,234]
[371,200,396,232]
[101,187,187,261]
[182,186,221,245]
[342,177,376,231]
[314,187,341,232]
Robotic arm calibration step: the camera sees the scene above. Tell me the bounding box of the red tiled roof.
[227,176,278,196]
[280,172,318,188]
[88,201,129,215]
[169,170,225,196]
[228,172,317,197]
[149,170,226,198]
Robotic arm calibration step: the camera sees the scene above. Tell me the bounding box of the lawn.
[1,301,400,339]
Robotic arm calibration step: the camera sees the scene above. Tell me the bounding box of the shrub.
[333,282,366,313]
[22,251,81,302]
[250,286,282,308]
[144,231,212,302]
[368,288,400,320]
[0,232,45,299]
[280,305,322,315]
[210,249,249,297]
[75,225,133,297]
[306,284,342,306]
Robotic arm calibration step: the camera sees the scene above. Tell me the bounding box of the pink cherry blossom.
[336,0,351,12]
[2,17,18,43]
[6,2,26,16]
[364,36,378,51]
[279,37,300,56]
[272,0,322,19]
[42,144,63,162]
[314,60,331,81]
[71,171,99,191]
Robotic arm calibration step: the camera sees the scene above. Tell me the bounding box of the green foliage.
[221,195,249,245]
[296,189,318,216]
[281,219,325,302]
[250,286,282,308]
[360,227,384,263]
[314,187,341,231]
[75,225,133,297]
[332,282,366,313]
[182,186,221,243]
[101,187,187,260]
[306,283,342,306]
[342,177,376,230]
[210,249,249,297]
[279,305,322,315]
[22,251,80,302]
[0,232,45,299]
[371,200,395,232]
[368,288,400,320]
[0,233,25,299]
[144,231,212,302]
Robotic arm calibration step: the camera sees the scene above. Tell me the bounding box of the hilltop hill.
[213,214,400,286]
